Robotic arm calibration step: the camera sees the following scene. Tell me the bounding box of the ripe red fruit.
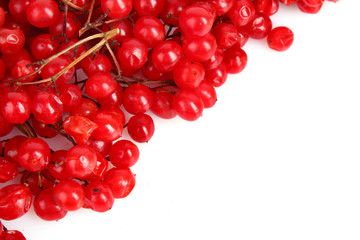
[63,115,98,144]
[66,145,97,179]
[173,59,205,89]
[101,0,133,19]
[151,90,177,119]
[172,90,204,121]
[179,5,215,36]
[0,28,25,55]
[26,0,60,28]
[91,111,123,142]
[0,91,31,124]
[53,180,85,211]
[0,184,32,220]
[30,33,59,61]
[31,92,64,124]
[152,40,183,72]
[117,38,148,69]
[228,0,256,27]
[133,16,166,47]
[127,113,155,143]
[109,140,140,168]
[182,32,217,62]
[41,55,75,86]
[0,158,18,183]
[85,73,117,99]
[17,138,51,172]
[267,26,294,51]
[34,188,68,221]
[123,84,154,114]
[81,53,112,77]
[223,46,248,74]
[103,168,136,198]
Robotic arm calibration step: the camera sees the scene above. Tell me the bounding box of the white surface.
[3,1,360,239]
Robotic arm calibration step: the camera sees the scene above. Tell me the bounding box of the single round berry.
[173,59,205,89]
[17,138,51,172]
[53,180,85,211]
[0,184,32,220]
[172,90,204,121]
[85,73,117,99]
[34,188,68,221]
[103,168,136,198]
[182,32,217,62]
[66,145,97,179]
[179,5,215,36]
[127,113,155,143]
[152,41,183,72]
[101,0,133,19]
[267,26,294,51]
[0,91,31,124]
[133,16,165,48]
[26,0,60,28]
[110,140,140,169]
[117,38,148,69]
[31,92,64,124]
[223,46,248,74]
[91,111,123,142]
[123,84,154,114]
[84,180,114,212]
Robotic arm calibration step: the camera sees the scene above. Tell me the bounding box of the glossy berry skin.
[85,138,113,158]
[127,113,155,143]
[85,152,109,181]
[30,33,59,61]
[123,84,154,114]
[117,38,148,69]
[32,92,64,124]
[103,168,136,198]
[267,26,294,51]
[101,0,133,19]
[53,180,85,211]
[202,48,224,70]
[21,170,54,195]
[58,84,83,112]
[227,0,256,27]
[34,188,67,221]
[48,150,73,181]
[208,0,234,15]
[179,5,215,36]
[70,98,98,119]
[151,90,177,119]
[246,12,273,39]
[223,46,248,74]
[17,138,51,172]
[97,84,124,108]
[8,0,31,23]
[41,55,75,86]
[173,59,205,89]
[172,90,204,121]
[11,59,37,83]
[110,140,140,168]
[63,115,98,144]
[195,81,217,108]
[85,73,117,99]
[31,117,58,138]
[66,145,97,179]
[0,91,31,124]
[133,16,165,48]
[0,184,32,220]
[99,107,126,126]
[102,19,133,43]
[3,135,28,163]
[297,0,322,13]
[0,230,26,240]
[212,23,239,49]
[91,111,123,142]
[0,113,14,137]
[160,0,191,26]
[84,180,114,212]
[49,12,80,41]
[0,28,25,55]
[182,33,217,62]
[81,53,112,77]
[134,0,165,16]
[253,0,279,16]
[152,41,183,72]
[0,158,18,183]
[26,0,60,28]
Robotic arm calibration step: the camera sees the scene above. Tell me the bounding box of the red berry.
[66,145,97,179]
[0,158,18,183]
[223,46,248,74]
[117,38,148,69]
[227,0,256,27]
[53,180,85,211]
[0,28,25,55]
[109,140,139,168]
[212,23,239,49]
[41,55,75,86]
[0,184,32,220]
[17,138,51,172]
[32,92,64,124]
[253,0,279,16]
[182,32,217,62]
[81,53,112,77]
[101,0,133,19]
[0,91,31,124]
[207,0,234,16]
[3,135,28,163]
[195,81,217,108]
[103,167,136,198]
[26,0,60,28]
[91,111,123,142]
[84,180,114,212]
[30,34,59,61]
[48,150,73,181]
[173,59,205,89]
[34,188,67,221]
[123,84,154,114]
[133,16,165,48]
[127,113,155,143]
[179,5,215,36]
[172,89,204,121]
[267,26,294,51]
[246,12,273,39]
[85,73,117,99]
[152,41,183,72]
[63,115,98,144]
[151,90,177,119]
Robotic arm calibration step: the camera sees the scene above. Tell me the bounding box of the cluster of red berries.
[0,0,338,239]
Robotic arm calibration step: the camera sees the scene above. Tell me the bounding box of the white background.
[3,1,360,239]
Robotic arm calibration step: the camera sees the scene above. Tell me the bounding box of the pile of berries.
[0,0,338,238]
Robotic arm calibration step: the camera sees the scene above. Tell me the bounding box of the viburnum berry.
[0,28,25,55]
[253,0,279,16]
[31,117,58,138]
[17,137,51,172]
[31,92,64,124]
[179,4,215,36]
[85,152,109,181]
[127,113,155,143]
[160,0,192,26]
[0,158,18,183]
[195,81,217,108]
[223,46,248,74]
[152,40,183,72]
[30,34,59,61]
[3,135,28,163]
[182,32,217,62]
[133,16,166,48]
[212,23,239,49]
[84,180,114,212]
[52,180,85,211]
[41,55,75,86]
[91,111,123,142]
[11,59,37,83]
[117,38,148,69]
[228,0,256,27]
[66,145,97,179]
[0,91,31,124]
[0,230,27,240]
[81,53,112,77]
[70,98,99,119]
[101,19,133,44]
[63,115,98,144]
[26,0,60,28]
[173,59,205,89]
[0,7,5,27]
[85,72,117,99]
[21,170,55,195]
[49,12,81,41]
[246,12,273,39]
[103,167,136,198]
[34,188,68,221]
[151,90,177,119]
[48,150,73,181]
[123,83,154,114]
[267,26,294,51]
[0,184,32,220]
[97,84,124,108]
[101,0,133,19]
[58,84,83,112]
[109,140,140,169]
[172,89,204,121]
